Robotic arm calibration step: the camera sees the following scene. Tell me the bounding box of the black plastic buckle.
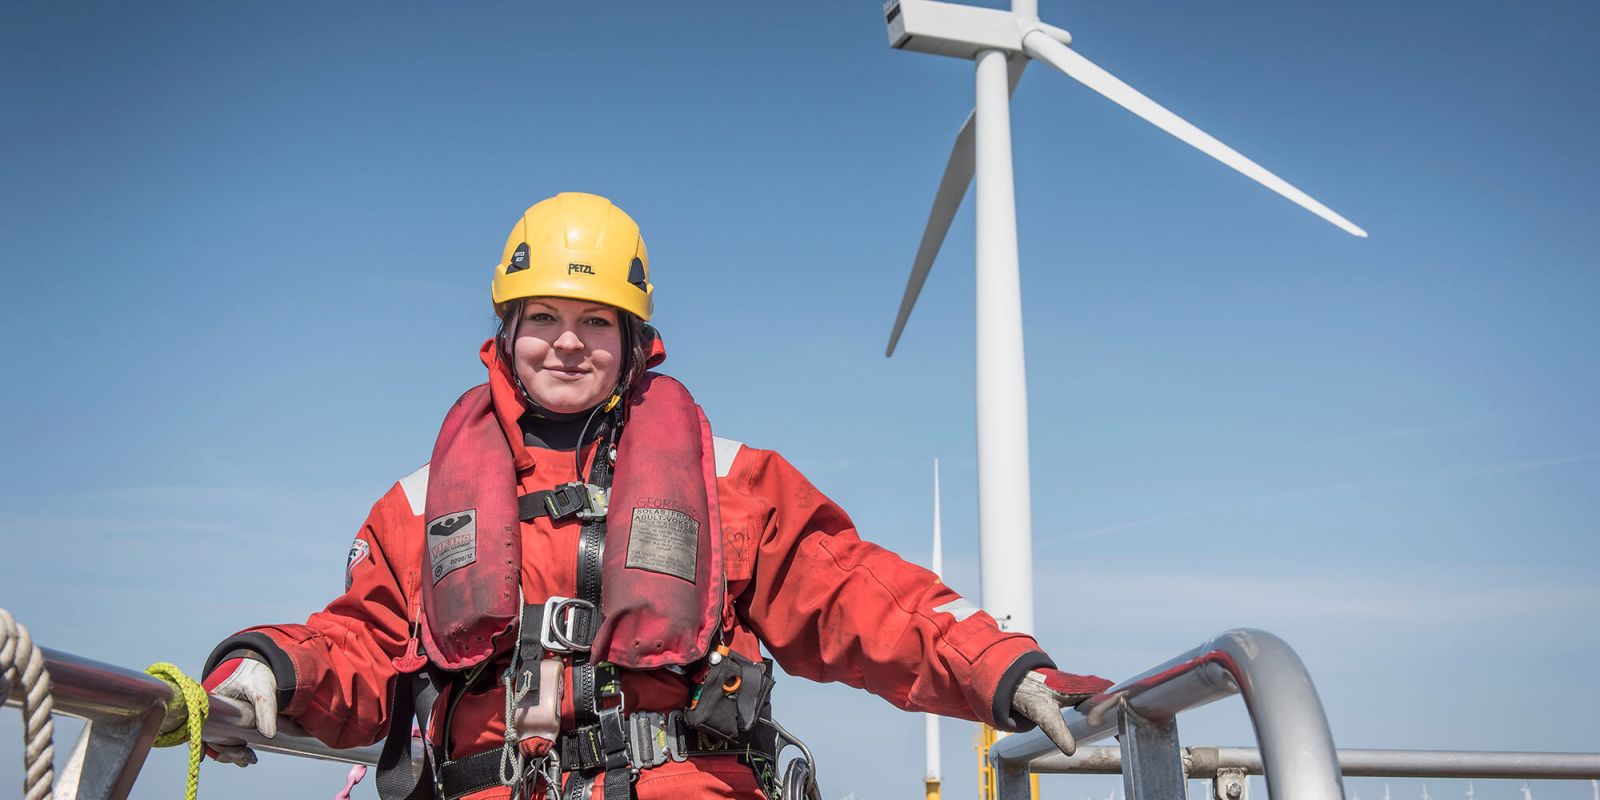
[544,483,589,520]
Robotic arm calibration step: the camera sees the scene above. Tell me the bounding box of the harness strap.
[375,668,446,800]
[519,490,553,520]
[438,711,780,799]
[566,421,635,800]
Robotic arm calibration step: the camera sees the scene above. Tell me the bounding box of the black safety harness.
[376,419,784,800]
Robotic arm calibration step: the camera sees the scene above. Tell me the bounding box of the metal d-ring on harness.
[767,716,822,800]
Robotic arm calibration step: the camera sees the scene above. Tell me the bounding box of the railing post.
[1214,767,1250,800]
[1118,696,1187,800]
[994,753,1034,800]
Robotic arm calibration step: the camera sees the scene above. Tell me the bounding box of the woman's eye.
[584,316,613,328]
[525,312,556,324]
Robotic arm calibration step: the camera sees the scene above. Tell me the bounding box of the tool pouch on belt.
[685,650,774,745]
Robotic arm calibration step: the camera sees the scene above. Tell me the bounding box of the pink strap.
[333,764,366,800]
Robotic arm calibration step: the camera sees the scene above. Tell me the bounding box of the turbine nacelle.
[885,0,1070,59]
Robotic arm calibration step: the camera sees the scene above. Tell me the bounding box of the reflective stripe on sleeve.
[712,437,743,479]
[933,597,981,622]
[398,463,430,517]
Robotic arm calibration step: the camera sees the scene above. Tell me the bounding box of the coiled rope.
[145,662,209,800]
[0,608,56,800]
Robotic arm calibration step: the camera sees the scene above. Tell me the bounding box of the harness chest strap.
[436,712,780,800]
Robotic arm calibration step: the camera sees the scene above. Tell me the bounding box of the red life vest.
[417,372,726,672]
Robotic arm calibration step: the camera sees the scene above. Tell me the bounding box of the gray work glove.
[200,656,280,766]
[1009,668,1115,756]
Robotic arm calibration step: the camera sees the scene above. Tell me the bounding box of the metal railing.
[11,629,1600,799]
[989,628,1600,800]
[992,628,1344,800]
[5,648,388,800]
[1037,746,1600,780]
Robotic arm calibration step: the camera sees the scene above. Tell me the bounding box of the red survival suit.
[205,340,1058,799]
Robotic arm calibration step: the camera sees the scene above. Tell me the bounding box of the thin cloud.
[1263,420,1483,453]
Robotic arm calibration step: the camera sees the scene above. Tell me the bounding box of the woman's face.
[510,297,623,414]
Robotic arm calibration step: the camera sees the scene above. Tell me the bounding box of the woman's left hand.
[1010,668,1115,755]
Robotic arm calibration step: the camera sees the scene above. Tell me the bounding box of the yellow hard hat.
[491,192,653,320]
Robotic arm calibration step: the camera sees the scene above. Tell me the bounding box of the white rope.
[0,608,56,800]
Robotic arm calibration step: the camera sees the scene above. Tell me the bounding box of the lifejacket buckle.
[544,482,609,522]
[540,596,598,653]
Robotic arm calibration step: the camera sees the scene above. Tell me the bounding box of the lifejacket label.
[427,509,478,585]
[625,507,699,583]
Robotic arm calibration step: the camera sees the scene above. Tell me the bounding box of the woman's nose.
[553,329,585,352]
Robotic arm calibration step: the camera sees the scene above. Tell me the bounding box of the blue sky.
[3,1,1597,799]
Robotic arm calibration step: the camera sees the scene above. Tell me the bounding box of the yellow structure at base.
[976,725,1040,800]
[927,778,943,800]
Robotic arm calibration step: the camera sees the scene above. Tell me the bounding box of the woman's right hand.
[201,656,280,766]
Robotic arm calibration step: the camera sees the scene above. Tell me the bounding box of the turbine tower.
[925,460,944,800]
[881,0,1365,635]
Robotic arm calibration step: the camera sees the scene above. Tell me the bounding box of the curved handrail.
[6,648,388,800]
[990,628,1344,800]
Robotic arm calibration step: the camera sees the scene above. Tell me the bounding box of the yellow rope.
[146,662,208,800]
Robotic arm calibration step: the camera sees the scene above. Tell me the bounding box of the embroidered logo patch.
[345,538,370,590]
[625,507,699,582]
[426,509,477,585]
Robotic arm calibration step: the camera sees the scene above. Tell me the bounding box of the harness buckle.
[544,482,609,522]
[627,711,669,770]
[662,710,691,763]
[539,596,598,653]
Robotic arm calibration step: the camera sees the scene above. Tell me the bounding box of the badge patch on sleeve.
[626,507,699,582]
[426,509,477,585]
[345,538,370,590]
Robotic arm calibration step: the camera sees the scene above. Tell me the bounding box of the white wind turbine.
[880,0,1366,635]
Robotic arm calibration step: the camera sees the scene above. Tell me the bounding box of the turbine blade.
[1021,32,1367,238]
[887,56,1027,357]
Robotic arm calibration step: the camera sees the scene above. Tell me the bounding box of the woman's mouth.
[544,365,589,382]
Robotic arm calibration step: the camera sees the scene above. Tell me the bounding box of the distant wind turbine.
[1466,781,1475,800]
[1522,782,1534,800]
